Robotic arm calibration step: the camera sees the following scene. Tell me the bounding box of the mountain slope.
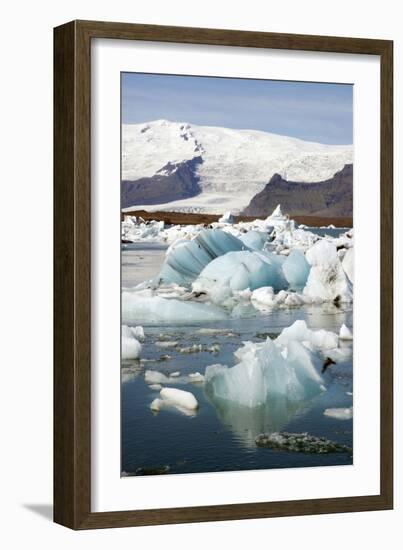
[242,164,353,218]
[122,119,353,213]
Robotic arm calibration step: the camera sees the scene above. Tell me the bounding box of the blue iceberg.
[157,229,248,287]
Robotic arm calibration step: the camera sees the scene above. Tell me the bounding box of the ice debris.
[145,370,204,385]
[255,432,352,454]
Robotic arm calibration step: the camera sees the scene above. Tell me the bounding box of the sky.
[121,72,353,145]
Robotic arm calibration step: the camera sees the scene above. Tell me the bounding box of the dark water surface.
[121,240,353,476]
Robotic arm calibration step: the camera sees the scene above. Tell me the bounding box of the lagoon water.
[121,239,353,476]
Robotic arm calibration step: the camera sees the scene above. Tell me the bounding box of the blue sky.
[122,72,353,145]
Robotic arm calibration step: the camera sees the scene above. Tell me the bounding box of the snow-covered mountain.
[122,119,353,214]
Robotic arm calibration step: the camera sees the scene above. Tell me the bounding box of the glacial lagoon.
[121,238,353,476]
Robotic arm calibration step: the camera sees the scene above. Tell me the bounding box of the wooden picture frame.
[54,19,393,529]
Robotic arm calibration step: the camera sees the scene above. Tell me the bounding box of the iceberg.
[342,247,354,283]
[193,250,288,299]
[303,240,353,303]
[218,211,235,224]
[276,319,339,351]
[282,249,311,290]
[239,230,267,250]
[204,333,325,409]
[122,292,228,325]
[157,228,248,286]
[121,325,143,359]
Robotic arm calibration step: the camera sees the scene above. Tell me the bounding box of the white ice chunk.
[239,230,267,250]
[155,341,179,348]
[339,323,353,340]
[276,319,338,351]
[324,407,353,420]
[251,286,275,310]
[122,293,228,325]
[145,370,204,385]
[282,249,311,290]
[121,324,142,359]
[342,247,354,283]
[303,240,353,303]
[218,211,235,224]
[150,398,163,411]
[160,387,199,410]
[188,372,205,383]
[148,384,162,391]
[122,324,145,341]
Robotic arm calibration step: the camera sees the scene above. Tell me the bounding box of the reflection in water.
[205,390,314,448]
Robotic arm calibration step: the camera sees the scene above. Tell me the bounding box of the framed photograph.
[54,20,393,529]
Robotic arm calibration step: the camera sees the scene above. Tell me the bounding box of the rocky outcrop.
[121,156,203,208]
[242,164,353,218]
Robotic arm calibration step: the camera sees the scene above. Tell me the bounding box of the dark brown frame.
[54,19,393,530]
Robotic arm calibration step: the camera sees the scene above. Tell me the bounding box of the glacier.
[122,120,353,214]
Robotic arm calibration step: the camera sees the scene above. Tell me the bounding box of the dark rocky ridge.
[121,156,203,208]
[242,164,353,218]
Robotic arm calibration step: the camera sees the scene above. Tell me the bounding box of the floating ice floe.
[323,407,353,420]
[122,292,228,325]
[145,370,205,385]
[148,383,162,391]
[121,325,143,359]
[339,323,353,340]
[204,328,325,408]
[150,387,199,414]
[155,340,179,348]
